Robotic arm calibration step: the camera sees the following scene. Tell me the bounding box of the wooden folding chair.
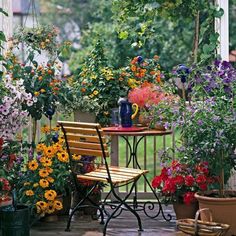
[58,121,148,235]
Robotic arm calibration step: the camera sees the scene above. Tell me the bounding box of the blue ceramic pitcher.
[119,101,138,127]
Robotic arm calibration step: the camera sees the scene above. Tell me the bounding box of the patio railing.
[29,118,236,200]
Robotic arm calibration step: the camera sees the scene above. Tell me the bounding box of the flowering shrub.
[72,40,129,125]
[152,161,217,204]
[18,127,71,217]
[152,60,236,196]
[120,55,163,89]
[0,75,33,140]
[0,177,11,203]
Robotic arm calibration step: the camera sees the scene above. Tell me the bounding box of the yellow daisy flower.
[28,160,39,171]
[57,151,69,163]
[72,154,81,161]
[39,179,49,188]
[39,156,47,163]
[36,201,47,212]
[46,176,54,183]
[45,167,53,174]
[24,182,31,186]
[58,137,64,144]
[41,125,50,133]
[93,90,99,96]
[33,183,39,188]
[25,190,34,196]
[36,143,46,152]
[39,169,50,178]
[43,146,55,158]
[44,190,57,201]
[46,202,55,214]
[53,143,63,152]
[53,200,63,211]
[42,158,52,167]
[52,126,60,131]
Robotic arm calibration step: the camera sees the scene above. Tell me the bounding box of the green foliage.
[72,40,130,125]
[112,0,223,66]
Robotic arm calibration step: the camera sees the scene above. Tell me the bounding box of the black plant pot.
[0,205,30,236]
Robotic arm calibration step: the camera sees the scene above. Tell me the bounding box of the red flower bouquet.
[152,161,217,205]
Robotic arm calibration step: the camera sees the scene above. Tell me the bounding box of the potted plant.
[0,75,34,235]
[153,60,236,234]
[71,40,130,126]
[152,159,216,219]
[17,126,71,221]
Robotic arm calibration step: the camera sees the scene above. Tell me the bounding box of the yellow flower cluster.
[23,131,70,216]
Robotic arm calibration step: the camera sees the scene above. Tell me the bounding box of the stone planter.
[173,201,199,220]
[74,110,96,123]
[195,191,236,236]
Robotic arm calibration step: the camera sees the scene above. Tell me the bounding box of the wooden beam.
[215,0,229,61]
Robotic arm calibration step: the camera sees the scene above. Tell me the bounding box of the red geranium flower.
[185,175,195,187]
[183,192,196,205]
[152,176,162,188]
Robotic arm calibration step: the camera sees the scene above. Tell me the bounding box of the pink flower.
[128,83,164,108]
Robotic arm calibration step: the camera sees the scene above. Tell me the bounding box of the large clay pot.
[195,191,236,236]
[173,201,199,219]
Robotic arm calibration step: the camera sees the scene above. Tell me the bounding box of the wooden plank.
[100,166,148,174]
[86,172,124,180]
[63,127,100,136]
[70,147,109,157]
[66,134,105,144]
[58,121,101,129]
[96,169,141,177]
[77,175,107,182]
[68,140,108,151]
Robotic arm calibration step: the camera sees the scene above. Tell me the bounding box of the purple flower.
[197,120,203,126]
[214,60,221,67]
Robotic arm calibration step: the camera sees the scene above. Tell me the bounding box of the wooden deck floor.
[31,205,184,236]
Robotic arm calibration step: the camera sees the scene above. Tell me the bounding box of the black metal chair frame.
[59,123,146,236]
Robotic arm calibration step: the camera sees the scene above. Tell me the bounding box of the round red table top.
[102,126,172,136]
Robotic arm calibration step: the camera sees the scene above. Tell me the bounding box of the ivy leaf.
[0,31,6,42]
[214,8,224,18]
[0,8,8,16]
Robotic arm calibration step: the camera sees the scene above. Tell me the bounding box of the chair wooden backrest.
[58,121,109,157]
[58,121,112,182]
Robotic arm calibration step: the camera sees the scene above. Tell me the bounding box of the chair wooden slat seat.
[78,166,148,184]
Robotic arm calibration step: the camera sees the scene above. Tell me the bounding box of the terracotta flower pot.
[195,191,236,236]
[173,201,199,219]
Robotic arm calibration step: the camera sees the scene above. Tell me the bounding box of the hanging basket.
[177,208,230,236]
